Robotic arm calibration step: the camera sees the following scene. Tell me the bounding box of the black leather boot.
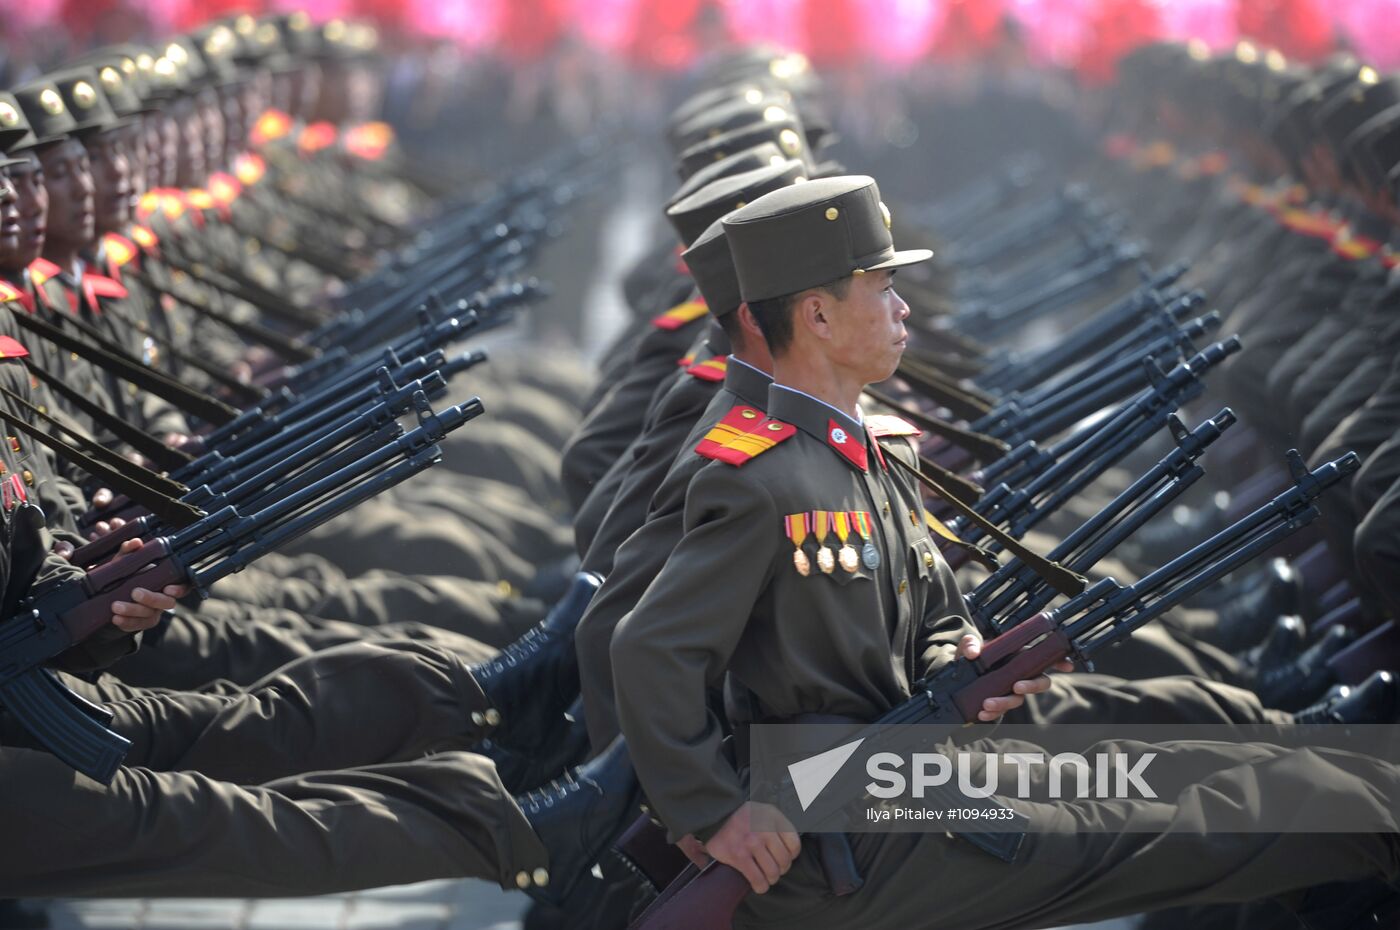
[517,737,641,907]
[472,572,602,753]
[1208,559,1304,652]
[1294,671,1399,724]
[482,698,593,794]
[1253,625,1355,711]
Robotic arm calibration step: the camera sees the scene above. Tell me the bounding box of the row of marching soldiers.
[1,13,1400,930]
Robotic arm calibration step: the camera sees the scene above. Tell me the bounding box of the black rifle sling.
[130,266,316,363]
[24,361,192,471]
[9,308,238,426]
[97,299,269,404]
[0,385,201,528]
[887,452,1087,598]
[864,387,1009,463]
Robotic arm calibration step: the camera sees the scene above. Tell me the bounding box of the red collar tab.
[673,244,688,274]
[84,272,128,301]
[652,297,709,331]
[695,404,794,466]
[827,418,867,472]
[685,356,728,382]
[0,336,28,359]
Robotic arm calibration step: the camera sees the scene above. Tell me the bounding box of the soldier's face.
[199,92,225,174]
[124,123,147,199]
[822,270,909,384]
[84,130,132,233]
[0,174,20,259]
[5,157,47,267]
[37,138,95,251]
[174,99,206,187]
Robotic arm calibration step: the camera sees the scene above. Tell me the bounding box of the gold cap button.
[766,422,784,431]
[923,552,934,568]
[484,708,502,727]
[741,408,757,419]
[515,871,531,889]
[532,868,550,887]
[825,207,839,221]
[470,711,485,727]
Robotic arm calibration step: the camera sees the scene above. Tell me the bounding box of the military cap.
[723,175,931,302]
[226,13,280,62]
[670,95,799,157]
[189,23,244,85]
[667,142,789,209]
[0,93,36,153]
[270,11,320,57]
[52,67,128,136]
[318,19,380,60]
[677,115,810,179]
[162,36,209,90]
[10,78,77,148]
[670,83,782,133]
[666,159,807,248]
[681,219,741,317]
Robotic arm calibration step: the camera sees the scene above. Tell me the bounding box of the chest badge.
[813,510,836,574]
[785,512,812,576]
[854,511,880,570]
[833,511,859,573]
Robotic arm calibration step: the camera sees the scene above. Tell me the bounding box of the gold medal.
[834,511,858,573]
[814,511,836,574]
[785,513,812,577]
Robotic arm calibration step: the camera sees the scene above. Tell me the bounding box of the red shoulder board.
[345,121,393,160]
[686,356,728,382]
[207,172,243,206]
[0,336,28,359]
[696,405,796,466]
[652,298,709,331]
[866,414,922,438]
[131,224,159,252]
[234,152,267,186]
[28,258,60,285]
[250,109,293,147]
[299,121,338,155]
[0,280,24,302]
[102,232,139,267]
[85,273,128,300]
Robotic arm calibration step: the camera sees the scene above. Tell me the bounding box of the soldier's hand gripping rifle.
[626,450,1360,930]
[0,392,485,784]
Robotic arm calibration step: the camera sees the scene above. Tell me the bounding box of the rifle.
[0,392,485,783]
[626,450,1360,930]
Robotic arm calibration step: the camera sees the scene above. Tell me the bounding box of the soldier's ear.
[795,290,833,342]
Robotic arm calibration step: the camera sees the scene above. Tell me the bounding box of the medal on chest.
[854,511,880,570]
[833,511,859,573]
[785,512,812,576]
[813,510,836,575]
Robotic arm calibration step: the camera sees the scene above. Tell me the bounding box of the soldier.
[611,177,1400,927]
